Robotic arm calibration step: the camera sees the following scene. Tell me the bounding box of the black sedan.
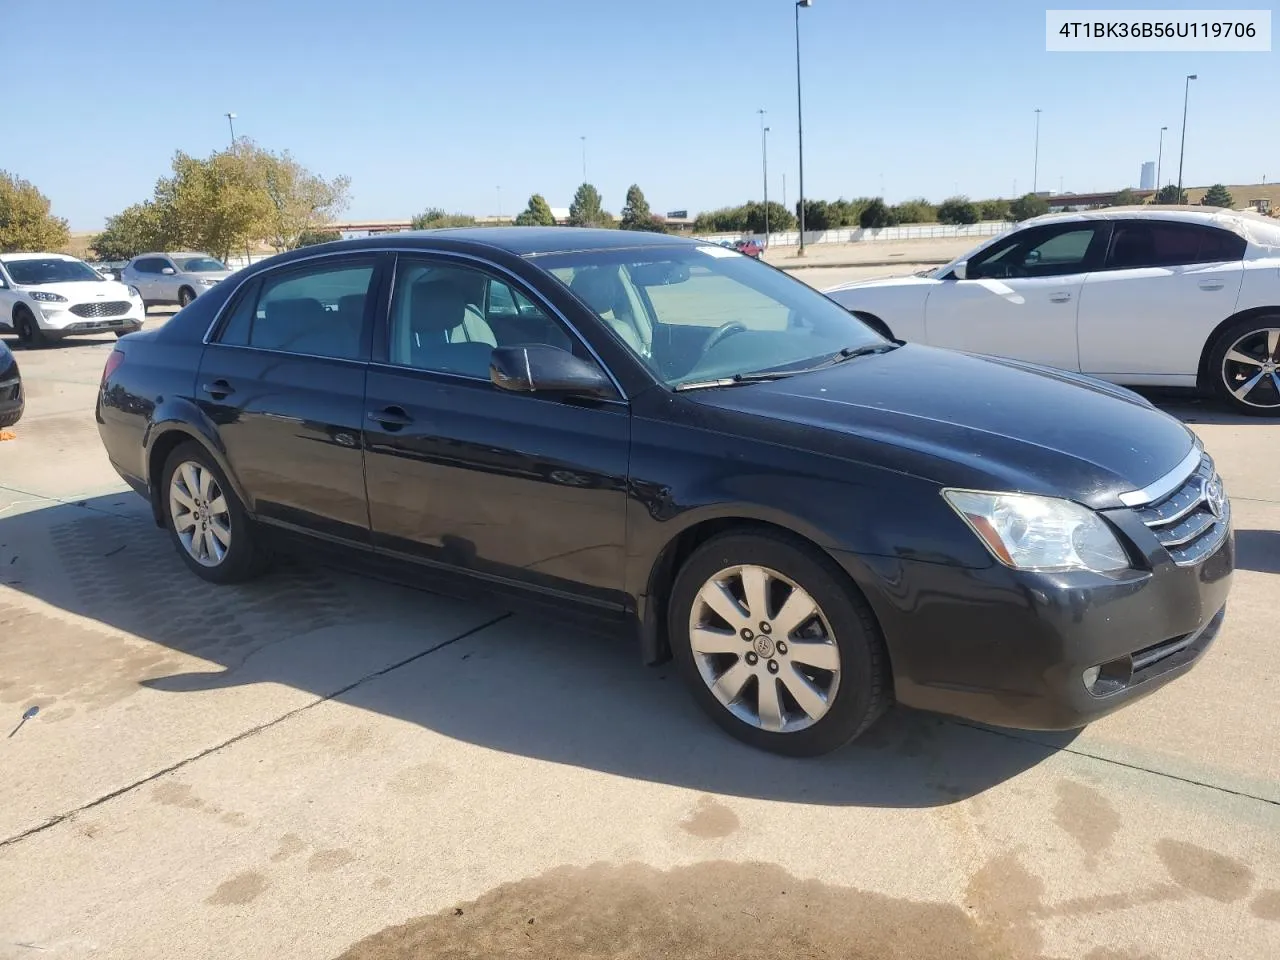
[95,228,1233,756]
[0,339,23,428]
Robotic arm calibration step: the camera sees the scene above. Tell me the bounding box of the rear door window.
[1106,221,1247,269]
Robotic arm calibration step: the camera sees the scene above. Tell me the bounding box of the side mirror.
[490,344,612,397]
[161,267,176,276]
[951,261,968,280]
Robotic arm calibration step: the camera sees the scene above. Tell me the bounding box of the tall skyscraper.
[1140,161,1156,190]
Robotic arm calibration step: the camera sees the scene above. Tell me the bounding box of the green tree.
[798,199,835,231]
[743,200,796,234]
[978,198,1011,220]
[568,183,607,226]
[515,193,556,226]
[1201,184,1234,208]
[937,196,979,225]
[152,147,272,262]
[693,205,749,233]
[859,197,899,228]
[0,171,70,252]
[91,202,165,260]
[1155,184,1187,205]
[1009,193,1050,222]
[411,207,476,229]
[892,198,936,224]
[253,145,350,251]
[294,228,342,247]
[1109,188,1140,207]
[620,184,656,230]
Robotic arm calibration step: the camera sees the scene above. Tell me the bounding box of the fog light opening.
[1083,657,1133,697]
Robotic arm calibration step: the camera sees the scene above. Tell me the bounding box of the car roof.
[1020,206,1280,249]
[0,252,79,262]
[362,227,704,257]
[134,251,210,259]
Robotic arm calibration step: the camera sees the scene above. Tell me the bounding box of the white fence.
[699,220,1012,247]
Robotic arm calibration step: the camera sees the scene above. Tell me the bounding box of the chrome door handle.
[1049,292,1072,303]
[1198,280,1225,291]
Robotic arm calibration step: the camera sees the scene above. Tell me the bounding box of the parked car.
[96,228,1232,756]
[824,209,1280,414]
[88,260,129,280]
[734,238,764,258]
[0,339,22,427]
[0,253,145,347]
[121,252,233,308]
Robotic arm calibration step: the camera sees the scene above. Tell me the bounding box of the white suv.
[0,253,145,347]
[121,252,233,308]
[825,209,1280,414]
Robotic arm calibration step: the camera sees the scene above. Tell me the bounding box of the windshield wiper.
[810,342,901,367]
[674,370,796,392]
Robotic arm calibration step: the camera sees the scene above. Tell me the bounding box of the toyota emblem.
[1202,476,1226,521]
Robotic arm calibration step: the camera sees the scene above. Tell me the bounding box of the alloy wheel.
[169,460,232,567]
[688,564,841,733]
[1221,327,1280,410]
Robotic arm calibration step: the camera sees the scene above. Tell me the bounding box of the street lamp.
[1156,125,1168,194]
[758,108,770,247]
[1177,75,1197,196]
[795,0,812,255]
[224,111,238,146]
[1032,108,1042,194]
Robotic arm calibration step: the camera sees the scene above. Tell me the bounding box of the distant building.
[1140,161,1156,190]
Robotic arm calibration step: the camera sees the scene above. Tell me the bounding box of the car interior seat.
[408,279,496,377]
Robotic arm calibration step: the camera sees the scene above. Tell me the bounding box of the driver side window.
[968,226,1101,280]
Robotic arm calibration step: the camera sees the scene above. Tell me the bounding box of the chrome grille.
[70,301,130,318]
[1136,454,1230,566]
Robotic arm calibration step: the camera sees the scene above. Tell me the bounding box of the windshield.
[3,258,104,285]
[177,256,227,272]
[537,244,883,386]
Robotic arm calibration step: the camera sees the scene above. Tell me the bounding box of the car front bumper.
[34,301,145,336]
[843,525,1234,731]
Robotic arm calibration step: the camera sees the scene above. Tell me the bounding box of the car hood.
[824,274,939,294]
[690,344,1195,509]
[19,279,135,302]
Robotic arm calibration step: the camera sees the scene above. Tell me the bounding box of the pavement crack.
[0,611,511,850]
[955,720,1280,808]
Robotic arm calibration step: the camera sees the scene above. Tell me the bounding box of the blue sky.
[6,0,1276,230]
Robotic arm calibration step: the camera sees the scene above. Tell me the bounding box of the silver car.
[121,252,233,308]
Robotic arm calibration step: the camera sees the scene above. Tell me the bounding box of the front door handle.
[1198,280,1226,291]
[1049,291,1073,303]
[203,378,234,400]
[368,406,413,429]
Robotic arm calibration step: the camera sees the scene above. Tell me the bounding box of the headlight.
[942,490,1130,573]
[127,285,143,299]
[28,291,68,303]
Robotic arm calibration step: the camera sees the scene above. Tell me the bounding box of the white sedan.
[0,253,145,347]
[825,209,1280,414]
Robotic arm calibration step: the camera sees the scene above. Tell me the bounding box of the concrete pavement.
[0,304,1277,959]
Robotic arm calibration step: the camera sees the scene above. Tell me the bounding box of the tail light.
[102,349,125,385]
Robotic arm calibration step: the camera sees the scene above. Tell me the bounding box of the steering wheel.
[699,320,749,360]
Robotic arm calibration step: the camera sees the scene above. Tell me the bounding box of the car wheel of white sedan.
[1210,315,1280,415]
[669,530,890,756]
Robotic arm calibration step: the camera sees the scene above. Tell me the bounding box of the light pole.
[1156,125,1168,193]
[795,0,812,255]
[1177,74,1197,196]
[224,111,237,145]
[1032,108,1042,194]
[758,109,770,246]
[580,136,587,183]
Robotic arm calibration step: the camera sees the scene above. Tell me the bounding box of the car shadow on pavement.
[1,495,1080,808]
[1134,388,1271,426]
[1234,529,1280,574]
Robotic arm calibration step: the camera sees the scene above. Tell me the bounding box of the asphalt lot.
[1,293,1278,960]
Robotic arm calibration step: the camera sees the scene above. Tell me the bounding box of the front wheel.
[178,287,195,307]
[669,530,890,756]
[1209,315,1280,415]
[14,308,46,349]
[161,442,269,583]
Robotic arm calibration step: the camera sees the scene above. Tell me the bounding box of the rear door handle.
[203,379,234,399]
[1198,280,1226,291]
[368,406,413,429]
[1049,292,1072,303]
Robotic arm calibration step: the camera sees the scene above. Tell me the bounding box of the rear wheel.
[1209,315,1280,415]
[669,530,890,756]
[14,308,45,349]
[161,442,268,583]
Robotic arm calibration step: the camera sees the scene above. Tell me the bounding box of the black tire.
[14,308,46,349]
[0,404,22,429]
[1207,314,1280,416]
[160,441,269,584]
[668,529,890,756]
[178,287,195,307]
